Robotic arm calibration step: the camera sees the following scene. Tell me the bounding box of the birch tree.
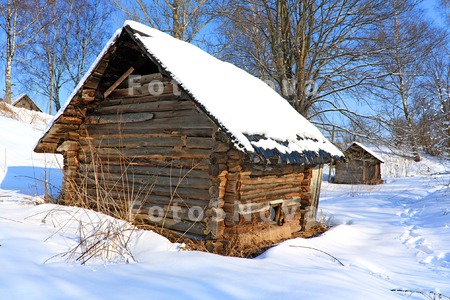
[415,44,450,155]
[367,0,446,161]
[20,0,111,113]
[0,0,50,104]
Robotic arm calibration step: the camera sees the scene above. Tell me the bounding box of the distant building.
[12,94,42,112]
[334,142,384,185]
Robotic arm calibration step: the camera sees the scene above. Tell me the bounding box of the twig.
[289,245,345,266]
[390,289,450,300]
[0,216,23,223]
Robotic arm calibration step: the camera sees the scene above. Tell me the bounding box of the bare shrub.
[29,207,137,264]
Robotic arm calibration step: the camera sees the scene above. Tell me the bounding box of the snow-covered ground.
[1,107,449,300]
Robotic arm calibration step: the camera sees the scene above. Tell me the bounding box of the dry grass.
[0,102,17,119]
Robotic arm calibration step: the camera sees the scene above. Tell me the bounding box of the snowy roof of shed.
[11,94,36,106]
[11,94,27,106]
[347,142,384,163]
[36,21,343,164]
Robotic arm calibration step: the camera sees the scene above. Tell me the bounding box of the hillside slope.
[0,103,61,197]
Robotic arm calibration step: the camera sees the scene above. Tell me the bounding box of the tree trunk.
[399,74,421,162]
[4,52,13,104]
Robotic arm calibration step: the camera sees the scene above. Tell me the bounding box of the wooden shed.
[334,142,384,185]
[12,94,42,112]
[34,21,343,249]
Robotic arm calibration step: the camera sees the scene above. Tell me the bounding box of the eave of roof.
[349,142,384,163]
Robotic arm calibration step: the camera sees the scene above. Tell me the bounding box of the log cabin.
[34,21,343,251]
[334,142,384,185]
[12,94,42,112]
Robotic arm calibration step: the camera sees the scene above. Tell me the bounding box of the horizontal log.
[240,173,304,184]
[84,112,155,124]
[77,152,210,168]
[79,188,210,208]
[243,163,308,176]
[80,124,213,137]
[76,146,211,161]
[58,116,83,125]
[139,202,208,221]
[80,172,211,190]
[78,179,211,201]
[34,142,58,153]
[102,92,185,107]
[140,216,206,237]
[137,73,164,84]
[239,187,301,201]
[95,99,193,114]
[78,136,183,148]
[239,184,300,196]
[80,115,214,132]
[48,123,80,133]
[78,162,210,179]
[185,137,214,149]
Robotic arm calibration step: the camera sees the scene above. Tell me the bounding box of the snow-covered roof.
[36,21,343,164]
[11,94,27,106]
[128,21,342,162]
[348,142,384,163]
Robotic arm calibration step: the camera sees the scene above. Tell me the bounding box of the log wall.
[207,131,322,245]
[334,160,382,185]
[72,74,217,238]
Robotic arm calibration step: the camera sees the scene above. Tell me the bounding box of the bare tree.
[19,0,112,113]
[20,1,68,113]
[0,0,51,104]
[415,43,450,155]
[220,0,394,141]
[366,0,446,161]
[112,0,228,44]
[439,0,450,20]
[63,0,112,86]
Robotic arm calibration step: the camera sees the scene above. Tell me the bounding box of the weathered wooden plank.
[240,173,304,185]
[104,66,135,98]
[102,93,183,107]
[79,163,210,180]
[111,81,177,98]
[94,99,194,114]
[142,217,206,236]
[80,124,213,137]
[79,187,211,208]
[58,116,83,125]
[239,187,301,201]
[77,145,211,159]
[80,171,211,189]
[186,137,214,149]
[84,112,154,124]
[78,136,182,148]
[78,160,210,175]
[137,73,164,83]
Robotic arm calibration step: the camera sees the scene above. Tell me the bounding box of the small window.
[270,203,285,226]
